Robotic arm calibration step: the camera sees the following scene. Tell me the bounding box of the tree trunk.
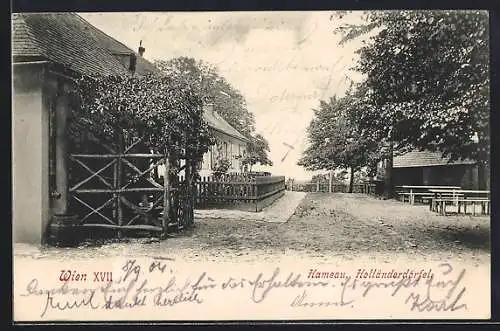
[383,142,393,199]
[477,133,489,190]
[328,170,333,193]
[349,167,355,193]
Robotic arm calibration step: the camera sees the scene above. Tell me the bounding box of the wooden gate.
[67,132,192,238]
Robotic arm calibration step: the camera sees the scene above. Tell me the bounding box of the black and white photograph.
[12,10,491,321]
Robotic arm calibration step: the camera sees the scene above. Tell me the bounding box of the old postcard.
[12,10,491,321]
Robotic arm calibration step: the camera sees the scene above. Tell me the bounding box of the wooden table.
[394,185,461,205]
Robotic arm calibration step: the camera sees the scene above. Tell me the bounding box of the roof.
[12,13,156,76]
[70,14,157,76]
[393,151,476,168]
[203,109,249,142]
[12,12,249,143]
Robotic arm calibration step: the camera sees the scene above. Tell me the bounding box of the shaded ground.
[188,193,490,254]
[14,193,490,265]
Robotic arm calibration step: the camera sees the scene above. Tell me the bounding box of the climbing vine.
[68,72,215,167]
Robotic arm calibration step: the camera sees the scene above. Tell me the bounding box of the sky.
[80,11,367,180]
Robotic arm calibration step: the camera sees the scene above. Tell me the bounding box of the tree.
[242,134,273,172]
[297,94,381,193]
[155,57,274,175]
[335,10,490,189]
[154,57,256,138]
[69,72,213,164]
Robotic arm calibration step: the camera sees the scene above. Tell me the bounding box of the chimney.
[138,40,145,57]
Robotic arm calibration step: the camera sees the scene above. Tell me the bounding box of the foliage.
[297,94,382,177]
[311,173,343,185]
[352,168,371,184]
[241,134,274,171]
[335,10,490,164]
[154,57,256,138]
[211,158,232,176]
[155,57,273,172]
[68,72,214,169]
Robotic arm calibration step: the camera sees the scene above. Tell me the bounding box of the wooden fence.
[194,175,286,212]
[288,182,376,194]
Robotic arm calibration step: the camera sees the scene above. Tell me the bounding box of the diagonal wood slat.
[121,158,165,190]
[123,137,144,154]
[73,195,116,225]
[69,158,116,191]
[72,158,113,189]
[122,158,163,189]
[122,195,163,226]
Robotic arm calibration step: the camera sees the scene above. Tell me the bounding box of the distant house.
[199,104,249,177]
[12,12,248,244]
[376,150,480,190]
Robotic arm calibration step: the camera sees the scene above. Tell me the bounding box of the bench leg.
[472,203,476,216]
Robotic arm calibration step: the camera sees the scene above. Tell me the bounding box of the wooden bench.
[428,192,465,211]
[432,197,490,216]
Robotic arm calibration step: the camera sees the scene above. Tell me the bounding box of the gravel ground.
[194,191,307,223]
[14,193,490,265]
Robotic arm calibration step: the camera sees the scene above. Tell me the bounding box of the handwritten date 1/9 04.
[59,270,113,282]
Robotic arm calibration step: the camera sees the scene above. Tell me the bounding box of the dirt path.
[194,191,307,223]
[14,193,490,265]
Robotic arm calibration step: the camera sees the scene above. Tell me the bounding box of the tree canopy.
[154,57,256,139]
[154,57,274,171]
[242,133,273,172]
[68,70,213,164]
[297,94,381,191]
[335,10,489,164]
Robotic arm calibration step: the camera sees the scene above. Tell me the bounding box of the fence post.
[162,149,170,238]
[116,132,124,238]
